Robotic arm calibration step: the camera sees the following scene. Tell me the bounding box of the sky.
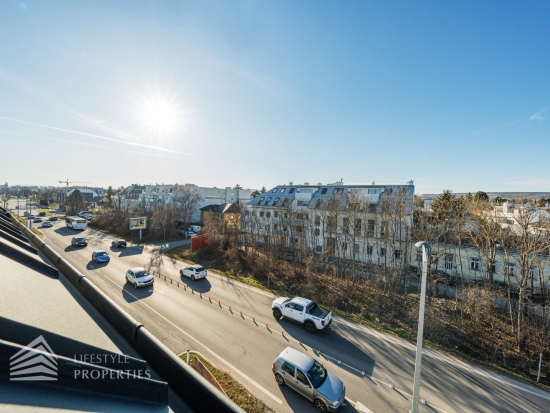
[1,1,549,195]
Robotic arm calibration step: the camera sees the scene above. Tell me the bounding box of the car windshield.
[306,360,327,388]
[97,251,107,256]
[75,238,85,242]
[196,267,205,272]
[135,270,150,278]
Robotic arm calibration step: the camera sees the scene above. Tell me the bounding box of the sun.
[141,99,180,135]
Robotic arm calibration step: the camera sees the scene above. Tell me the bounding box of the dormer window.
[289,188,295,194]
[260,197,265,203]
[321,188,327,194]
[280,188,286,193]
[272,188,278,193]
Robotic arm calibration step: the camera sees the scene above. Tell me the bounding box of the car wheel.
[304,321,316,334]
[314,399,328,413]
[274,373,285,386]
[180,270,184,277]
[191,275,196,281]
[134,282,138,289]
[272,309,282,319]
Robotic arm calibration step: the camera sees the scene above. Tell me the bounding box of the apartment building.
[243,181,415,267]
[136,184,252,222]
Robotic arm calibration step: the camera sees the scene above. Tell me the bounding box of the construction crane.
[58,179,91,187]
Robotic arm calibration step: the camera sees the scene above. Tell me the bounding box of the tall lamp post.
[411,241,432,413]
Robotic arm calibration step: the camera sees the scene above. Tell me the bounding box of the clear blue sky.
[1,1,549,195]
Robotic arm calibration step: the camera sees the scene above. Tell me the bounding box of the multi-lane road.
[9,198,550,413]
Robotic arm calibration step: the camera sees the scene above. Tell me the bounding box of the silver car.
[272,347,345,412]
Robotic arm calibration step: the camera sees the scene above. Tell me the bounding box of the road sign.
[16,206,19,209]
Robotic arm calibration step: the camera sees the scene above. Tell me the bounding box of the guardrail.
[9,214,245,413]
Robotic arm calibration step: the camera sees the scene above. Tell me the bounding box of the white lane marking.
[347,399,372,413]
[96,274,283,405]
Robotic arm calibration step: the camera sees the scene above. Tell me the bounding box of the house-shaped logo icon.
[10,335,58,381]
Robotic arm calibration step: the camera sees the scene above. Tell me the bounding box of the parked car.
[49,216,58,221]
[125,267,154,288]
[272,297,333,333]
[111,239,127,248]
[92,250,110,264]
[27,215,35,220]
[42,221,53,228]
[272,347,345,413]
[38,212,46,216]
[33,217,43,223]
[189,225,201,233]
[71,237,87,247]
[180,265,207,281]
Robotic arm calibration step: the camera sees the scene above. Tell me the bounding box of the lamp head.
[415,241,432,249]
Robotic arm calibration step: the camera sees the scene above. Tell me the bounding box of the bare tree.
[172,186,203,228]
[500,206,550,351]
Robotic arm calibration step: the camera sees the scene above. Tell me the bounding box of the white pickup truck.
[271,296,332,333]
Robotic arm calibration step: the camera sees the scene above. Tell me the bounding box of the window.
[342,242,347,252]
[386,188,393,194]
[314,228,320,236]
[260,211,264,218]
[266,197,272,204]
[260,197,265,203]
[315,215,321,226]
[416,248,422,262]
[294,304,304,312]
[354,244,360,254]
[252,211,257,217]
[274,197,280,204]
[280,188,286,194]
[315,199,322,208]
[296,370,309,385]
[470,258,480,271]
[368,204,377,213]
[380,222,388,237]
[431,254,439,265]
[274,211,279,218]
[529,266,538,278]
[283,226,288,232]
[444,254,454,270]
[321,188,327,194]
[335,188,344,194]
[284,213,289,218]
[367,220,375,236]
[343,218,350,233]
[367,246,373,255]
[505,263,516,276]
[245,210,250,216]
[399,188,407,195]
[266,212,271,218]
[282,362,295,376]
[289,188,295,194]
[228,214,234,220]
[394,249,401,259]
[354,219,362,235]
[274,224,279,231]
[315,245,322,253]
[368,188,381,194]
[266,224,270,232]
[380,247,386,257]
[272,188,278,193]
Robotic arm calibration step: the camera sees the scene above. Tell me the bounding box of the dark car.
[111,239,127,248]
[33,217,43,223]
[49,216,58,221]
[71,237,87,247]
[38,212,46,216]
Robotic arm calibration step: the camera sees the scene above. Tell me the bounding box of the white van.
[189,225,201,233]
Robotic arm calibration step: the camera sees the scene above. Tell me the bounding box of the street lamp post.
[411,241,432,413]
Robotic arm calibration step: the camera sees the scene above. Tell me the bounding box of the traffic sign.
[16,206,19,209]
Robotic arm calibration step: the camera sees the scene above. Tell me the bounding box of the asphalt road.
[14,200,550,413]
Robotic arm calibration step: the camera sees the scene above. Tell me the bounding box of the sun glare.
[141,100,180,135]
